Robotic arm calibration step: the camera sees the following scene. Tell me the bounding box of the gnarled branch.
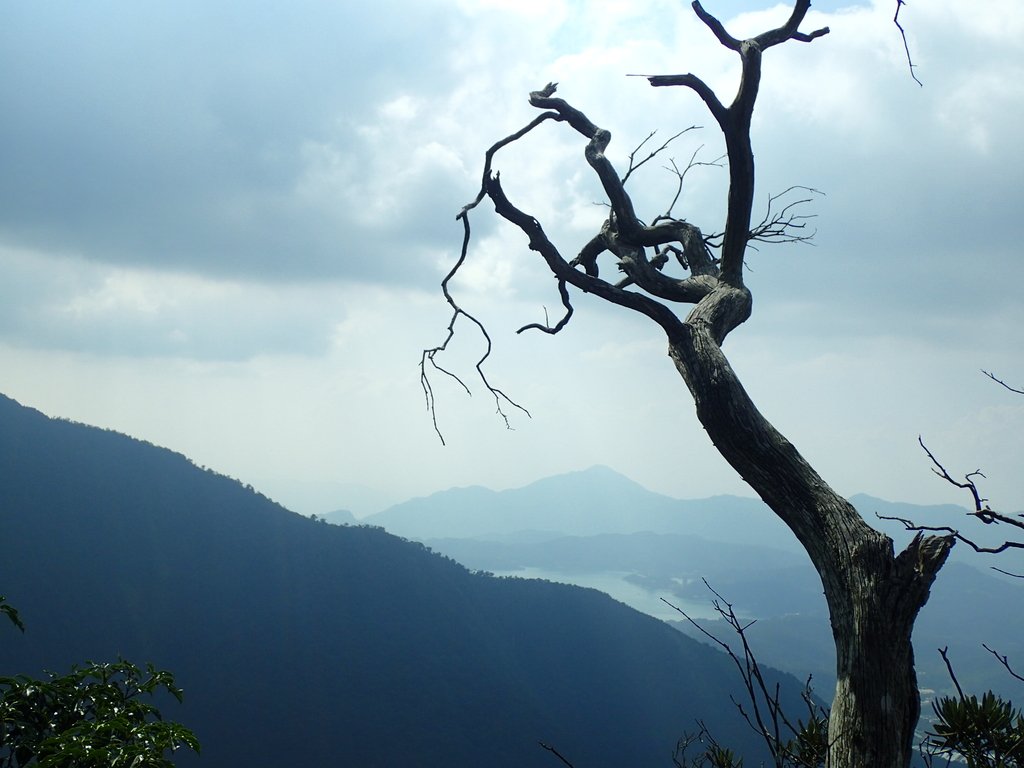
[419,203,531,444]
[644,1,828,287]
[516,280,574,335]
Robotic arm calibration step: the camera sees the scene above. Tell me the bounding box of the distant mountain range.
[366,465,805,551]
[4,392,1017,765]
[364,467,1023,703]
[0,394,807,766]
[365,465,1019,567]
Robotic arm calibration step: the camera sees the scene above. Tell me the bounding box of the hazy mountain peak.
[513,464,658,496]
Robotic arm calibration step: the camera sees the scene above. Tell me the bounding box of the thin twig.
[983,370,1024,395]
[538,742,576,768]
[749,186,823,246]
[877,437,1024,567]
[919,436,987,512]
[660,148,726,221]
[982,644,1024,684]
[621,126,700,186]
[992,566,1024,580]
[662,580,828,766]
[938,646,966,700]
[893,0,923,87]
[420,200,531,444]
[877,511,1024,556]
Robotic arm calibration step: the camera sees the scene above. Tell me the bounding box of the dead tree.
[424,2,954,766]
[881,371,1024,577]
[880,436,1024,577]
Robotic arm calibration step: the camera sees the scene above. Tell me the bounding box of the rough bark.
[431,2,956,765]
[666,299,952,767]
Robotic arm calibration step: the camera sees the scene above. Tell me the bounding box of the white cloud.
[455,0,569,20]
[1,0,1022,514]
[0,246,353,360]
[60,271,230,318]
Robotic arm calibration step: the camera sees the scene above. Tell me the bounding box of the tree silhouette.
[425,2,955,765]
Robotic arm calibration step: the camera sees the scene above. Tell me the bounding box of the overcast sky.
[1,0,1021,517]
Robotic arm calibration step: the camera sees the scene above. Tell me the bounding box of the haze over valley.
[3,395,1020,764]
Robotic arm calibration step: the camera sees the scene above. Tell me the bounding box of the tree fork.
[429,2,956,764]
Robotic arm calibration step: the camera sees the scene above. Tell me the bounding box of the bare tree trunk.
[828,597,922,766]
[667,314,952,767]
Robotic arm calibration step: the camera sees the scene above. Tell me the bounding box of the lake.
[492,567,723,622]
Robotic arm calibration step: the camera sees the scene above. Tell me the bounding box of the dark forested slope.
[0,394,788,766]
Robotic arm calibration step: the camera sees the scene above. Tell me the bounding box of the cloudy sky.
[1,0,1021,517]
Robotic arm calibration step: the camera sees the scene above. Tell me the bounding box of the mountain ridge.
[368,465,1023,576]
[0,393,796,766]
[366,463,807,551]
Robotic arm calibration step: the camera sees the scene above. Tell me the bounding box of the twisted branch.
[642,0,828,286]
[877,436,1023,569]
[419,212,531,444]
[424,1,828,441]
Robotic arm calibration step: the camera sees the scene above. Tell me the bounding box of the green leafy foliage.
[924,691,1024,768]
[674,727,745,767]
[675,715,827,768]
[779,709,828,767]
[0,598,23,634]
[0,659,199,767]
